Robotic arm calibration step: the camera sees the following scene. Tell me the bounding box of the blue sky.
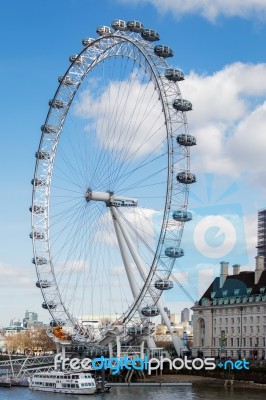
[1,0,266,326]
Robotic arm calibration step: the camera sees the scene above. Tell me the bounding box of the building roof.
[200,270,266,302]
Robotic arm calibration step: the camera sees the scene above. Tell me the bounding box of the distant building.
[3,326,25,336]
[257,208,266,269]
[9,318,22,328]
[169,313,179,325]
[192,258,266,360]
[23,310,43,328]
[161,307,170,325]
[181,308,190,323]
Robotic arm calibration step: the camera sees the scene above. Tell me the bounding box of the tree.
[4,327,56,355]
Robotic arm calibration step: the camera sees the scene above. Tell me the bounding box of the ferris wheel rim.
[31,24,193,338]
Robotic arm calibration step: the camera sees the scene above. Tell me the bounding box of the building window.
[250,338,252,347]
[250,316,253,324]
[243,326,247,333]
[256,316,260,323]
[231,338,233,347]
[231,317,234,324]
[225,318,228,324]
[237,338,240,347]
[243,338,246,347]
[243,317,247,323]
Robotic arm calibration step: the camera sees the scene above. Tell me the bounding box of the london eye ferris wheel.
[30,19,196,353]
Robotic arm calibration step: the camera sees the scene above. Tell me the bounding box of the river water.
[0,386,265,400]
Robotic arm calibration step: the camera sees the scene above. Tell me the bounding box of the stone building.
[192,257,266,359]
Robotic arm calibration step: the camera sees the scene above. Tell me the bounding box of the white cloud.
[73,72,165,160]
[118,0,266,22]
[172,270,188,284]
[198,268,214,297]
[180,62,266,182]
[243,214,258,262]
[0,263,33,288]
[94,207,157,247]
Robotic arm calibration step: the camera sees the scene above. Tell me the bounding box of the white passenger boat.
[29,370,96,394]
[0,376,11,387]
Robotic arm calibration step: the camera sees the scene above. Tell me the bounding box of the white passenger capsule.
[111,20,127,31]
[58,75,75,86]
[96,26,112,36]
[127,326,143,336]
[82,37,96,46]
[36,280,52,289]
[173,210,192,222]
[49,99,65,109]
[176,171,196,184]
[29,205,45,214]
[69,55,87,65]
[165,247,184,258]
[154,45,173,58]
[141,306,160,317]
[173,99,192,112]
[30,232,45,240]
[176,134,196,146]
[42,301,56,309]
[31,178,46,186]
[32,257,47,265]
[141,29,160,41]
[127,20,144,33]
[155,280,174,290]
[41,124,58,133]
[35,151,50,160]
[165,68,184,81]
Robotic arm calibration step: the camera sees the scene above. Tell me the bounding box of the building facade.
[192,258,266,359]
